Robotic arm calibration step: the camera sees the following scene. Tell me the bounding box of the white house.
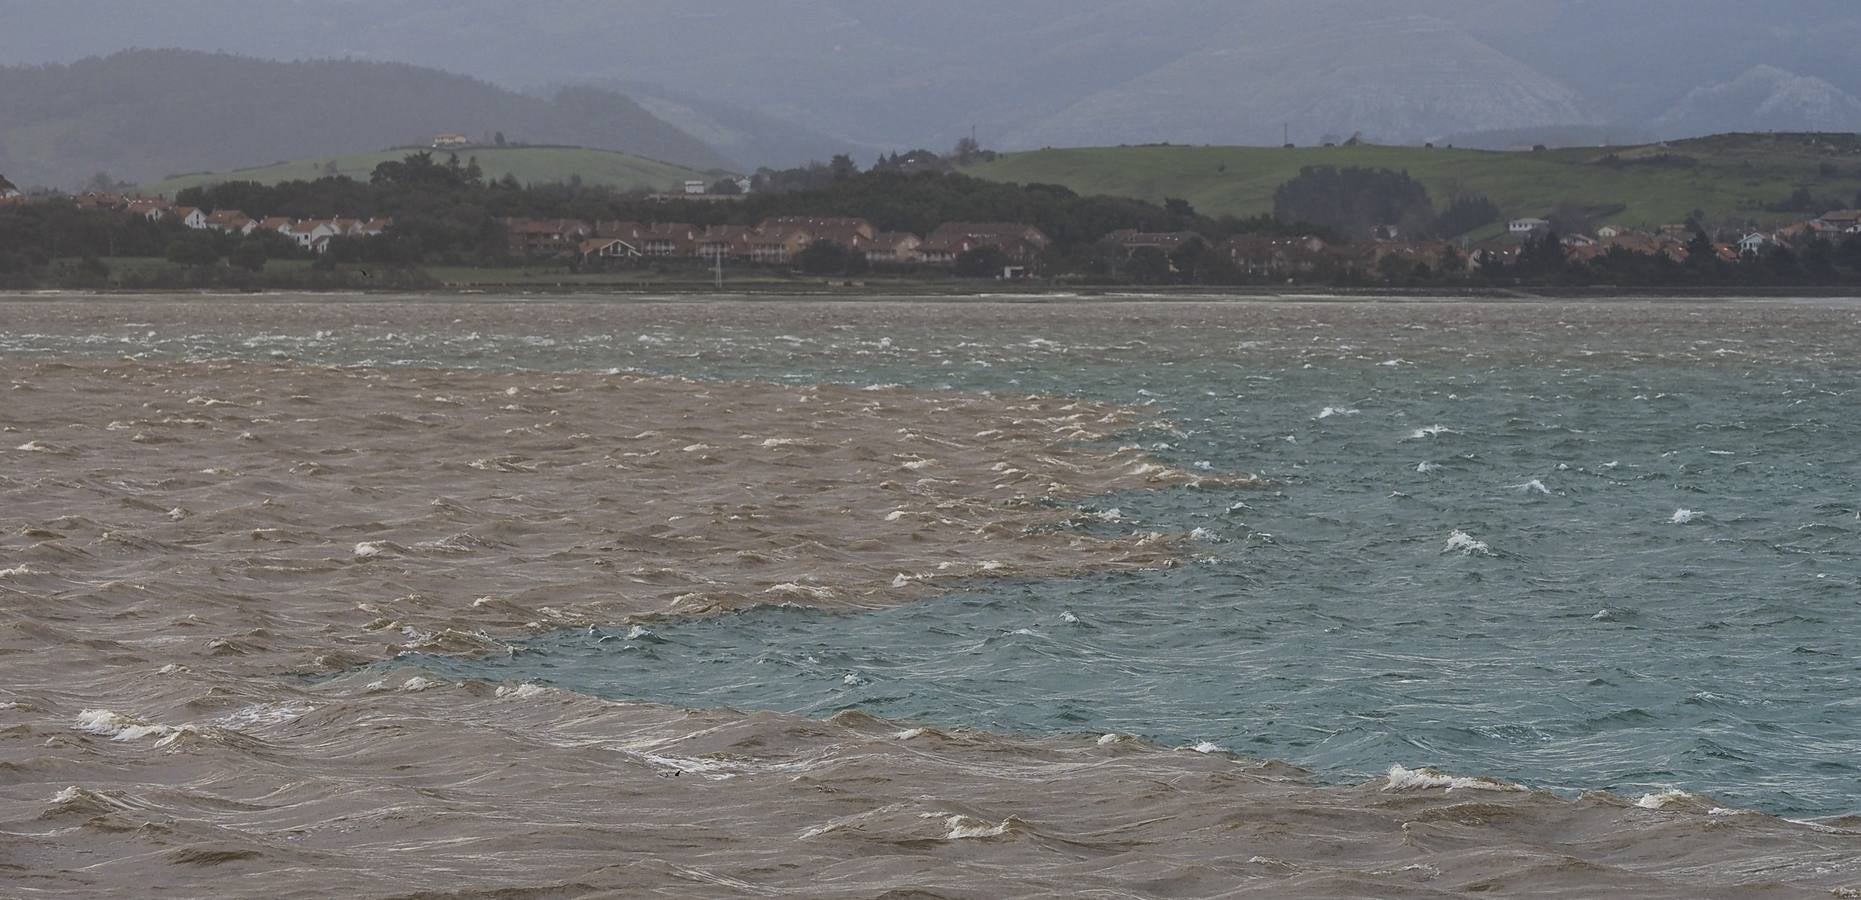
[172,207,209,230]
[683,180,708,195]
[283,219,344,252]
[1596,225,1621,239]
[1509,217,1551,235]
[1737,232,1771,255]
[579,237,641,260]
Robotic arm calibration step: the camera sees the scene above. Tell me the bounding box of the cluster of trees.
[1272,166,1499,239]
[171,151,1320,267]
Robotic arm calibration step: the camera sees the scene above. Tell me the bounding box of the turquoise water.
[14,299,1861,816]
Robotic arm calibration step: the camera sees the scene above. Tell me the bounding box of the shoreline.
[3,284,1861,303]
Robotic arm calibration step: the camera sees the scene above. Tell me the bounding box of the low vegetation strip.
[964,134,1861,230]
[146,146,717,196]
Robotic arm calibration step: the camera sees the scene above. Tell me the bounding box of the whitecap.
[1192,741,1225,754]
[73,709,185,743]
[1384,764,1527,793]
[1188,527,1221,543]
[1060,611,1081,625]
[1636,788,1700,810]
[1407,425,1454,440]
[0,564,35,578]
[1671,509,1700,524]
[1444,530,1493,556]
[1415,461,1443,474]
[495,683,549,700]
[894,728,928,741]
[352,542,388,560]
[1513,479,1552,496]
[1317,406,1360,419]
[944,815,1016,840]
[625,625,653,641]
[399,676,441,692]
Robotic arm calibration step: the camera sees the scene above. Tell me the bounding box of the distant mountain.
[1006,15,1598,149]
[1654,66,1861,140]
[568,82,868,169]
[4,2,1861,158]
[0,50,732,189]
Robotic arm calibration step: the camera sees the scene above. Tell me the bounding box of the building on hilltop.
[432,133,472,149]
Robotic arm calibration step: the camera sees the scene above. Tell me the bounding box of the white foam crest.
[1444,530,1493,556]
[0,564,35,578]
[1636,789,1702,810]
[763,583,837,601]
[1189,527,1221,543]
[1514,479,1552,496]
[1192,741,1225,754]
[894,728,928,741]
[495,683,550,700]
[1407,425,1455,440]
[944,815,1016,840]
[1671,508,1700,524]
[399,676,442,693]
[74,709,188,744]
[625,625,653,641]
[1317,406,1360,419]
[1384,764,1527,793]
[352,541,389,560]
[213,702,313,731]
[1415,461,1443,474]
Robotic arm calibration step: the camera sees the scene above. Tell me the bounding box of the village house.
[500,218,592,257]
[1222,235,1328,277]
[919,223,1052,264]
[1811,209,1861,235]
[432,133,472,149]
[1596,225,1622,239]
[171,206,209,230]
[743,224,816,263]
[1508,217,1550,235]
[1737,232,1772,256]
[205,210,257,235]
[1098,230,1209,255]
[863,232,924,265]
[696,225,756,260]
[578,237,641,261]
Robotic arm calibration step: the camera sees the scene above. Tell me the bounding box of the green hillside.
[965,134,1861,229]
[146,146,719,196]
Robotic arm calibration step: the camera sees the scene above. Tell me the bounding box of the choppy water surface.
[6,296,1861,897]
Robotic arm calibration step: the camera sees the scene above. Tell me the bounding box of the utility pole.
[714,250,724,291]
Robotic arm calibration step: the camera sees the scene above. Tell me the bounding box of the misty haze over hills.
[2,0,1860,184]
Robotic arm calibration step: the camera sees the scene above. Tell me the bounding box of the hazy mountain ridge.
[2,1,1860,175]
[1008,15,1598,149]
[0,50,731,189]
[1655,66,1861,140]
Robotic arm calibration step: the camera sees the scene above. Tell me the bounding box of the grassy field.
[965,134,1861,230]
[145,147,717,196]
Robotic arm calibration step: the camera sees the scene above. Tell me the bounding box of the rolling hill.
[0,49,732,189]
[964,134,1861,230]
[145,146,718,196]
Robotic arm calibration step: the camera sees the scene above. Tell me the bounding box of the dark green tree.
[229,239,268,271]
[953,245,1010,278]
[1125,246,1172,283]
[165,236,221,267]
